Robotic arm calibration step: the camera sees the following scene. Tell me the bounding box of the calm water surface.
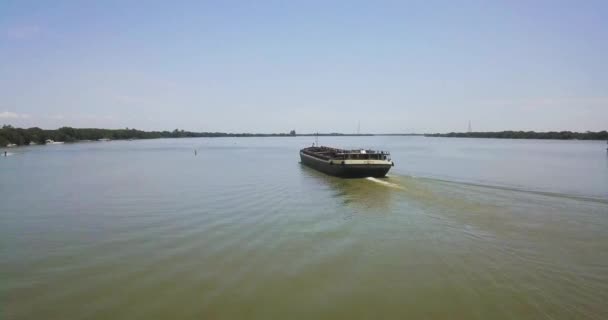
[1,137,607,319]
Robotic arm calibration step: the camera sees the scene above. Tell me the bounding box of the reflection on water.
[299,164,393,209]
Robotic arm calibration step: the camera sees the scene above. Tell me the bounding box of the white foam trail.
[366,177,404,189]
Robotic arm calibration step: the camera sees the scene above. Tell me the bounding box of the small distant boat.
[98,138,111,142]
[45,139,64,145]
[300,146,394,178]
[6,143,17,147]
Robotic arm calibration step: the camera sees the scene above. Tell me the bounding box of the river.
[1,136,607,319]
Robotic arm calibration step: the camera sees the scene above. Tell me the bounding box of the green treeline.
[425,131,608,140]
[3,126,606,147]
[0,126,298,147]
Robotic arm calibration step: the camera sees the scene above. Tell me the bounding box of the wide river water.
[1,136,607,319]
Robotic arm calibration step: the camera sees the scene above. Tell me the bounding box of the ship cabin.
[304,146,391,161]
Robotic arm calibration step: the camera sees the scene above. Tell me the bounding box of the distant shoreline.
[0,125,427,147]
[425,131,607,141]
[1,125,607,147]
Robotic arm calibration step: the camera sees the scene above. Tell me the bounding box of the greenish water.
[1,137,607,319]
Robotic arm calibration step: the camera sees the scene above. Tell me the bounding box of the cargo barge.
[300,146,393,178]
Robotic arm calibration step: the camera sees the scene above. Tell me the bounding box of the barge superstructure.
[300,146,393,178]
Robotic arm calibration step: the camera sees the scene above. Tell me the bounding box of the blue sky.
[1,0,607,133]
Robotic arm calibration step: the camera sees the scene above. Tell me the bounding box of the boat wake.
[366,177,404,189]
[385,173,608,204]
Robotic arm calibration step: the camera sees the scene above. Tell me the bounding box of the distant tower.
[357,121,361,135]
[467,120,472,133]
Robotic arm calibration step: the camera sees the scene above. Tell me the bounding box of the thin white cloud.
[478,97,608,108]
[0,111,30,119]
[80,114,114,120]
[113,94,156,106]
[48,114,113,120]
[5,25,42,40]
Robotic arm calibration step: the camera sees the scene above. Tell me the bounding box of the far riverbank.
[2,125,607,147]
[425,130,607,140]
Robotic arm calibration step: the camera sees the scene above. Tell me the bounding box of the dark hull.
[300,152,391,178]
